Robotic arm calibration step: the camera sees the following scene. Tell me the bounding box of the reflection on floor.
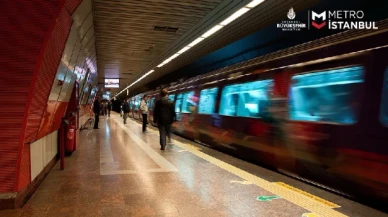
[0,114,386,217]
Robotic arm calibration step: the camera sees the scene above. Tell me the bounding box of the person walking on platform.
[140,95,149,132]
[107,101,112,117]
[93,97,100,129]
[154,89,176,150]
[120,102,124,117]
[123,99,130,124]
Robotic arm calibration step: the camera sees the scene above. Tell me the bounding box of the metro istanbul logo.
[311,11,326,29]
[309,10,378,30]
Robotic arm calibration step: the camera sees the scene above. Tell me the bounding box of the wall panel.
[25,8,73,144]
[0,0,95,194]
[30,131,58,181]
[0,0,61,193]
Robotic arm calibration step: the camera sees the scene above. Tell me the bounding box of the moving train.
[128,24,388,205]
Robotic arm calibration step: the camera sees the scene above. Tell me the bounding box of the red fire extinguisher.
[65,125,76,154]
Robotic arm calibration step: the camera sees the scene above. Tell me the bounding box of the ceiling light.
[202,25,224,38]
[220,7,250,26]
[170,53,180,60]
[177,46,191,54]
[162,59,172,64]
[188,37,205,47]
[246,0,265,8]
[157,63,165,67]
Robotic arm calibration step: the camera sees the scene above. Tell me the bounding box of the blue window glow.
[219,80,273,118]
[174,92,195,113]
[175,94,182,112]
[181,91,195,113]
[198,87,218,114]
[168,94,175,101]
[380,68,388,127]
[289,66,364,124]
[148,98,155,110]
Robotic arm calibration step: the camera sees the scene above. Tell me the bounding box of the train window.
[219,80,273,118]
[148,98,155,110]
[198,87,218,114]
[168,94,175,101]
[175,94,183,112]
[289,66,364,124]
[380,68,388,127]
[181,91,195,113]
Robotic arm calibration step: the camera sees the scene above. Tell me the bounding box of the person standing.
[140,95,149,132]
[93,97,100,129]
[154,89,176,150]
[107,101,112,117]
[123,99,130,124]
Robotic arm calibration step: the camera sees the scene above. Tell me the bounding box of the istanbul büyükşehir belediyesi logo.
[309,10,378,30]
[277,7,306,31]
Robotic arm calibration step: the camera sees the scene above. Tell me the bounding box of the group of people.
[99,103,111,116]
[94,89,176,150]
[92,98,112,129]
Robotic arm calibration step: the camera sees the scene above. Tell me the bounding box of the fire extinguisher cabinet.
[65,125,76,155]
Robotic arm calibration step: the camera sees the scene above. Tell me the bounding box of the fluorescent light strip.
[221,7,250,26]
[202,25,224,38]
[177,46,191,54]
[162,59,172,64]
[115,69,155,97]
[169,53,180,60]
[188,37,205,47]
[246,0,265,8]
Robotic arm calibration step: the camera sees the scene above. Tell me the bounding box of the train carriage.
[139,27,388,205]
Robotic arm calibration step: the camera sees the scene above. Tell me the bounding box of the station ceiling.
[92,0,388,98]
[92,0,319,97]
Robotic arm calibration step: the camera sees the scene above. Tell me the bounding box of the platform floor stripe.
[171,139,347,217]
[124,116,347,217]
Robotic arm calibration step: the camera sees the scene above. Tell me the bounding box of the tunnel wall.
[0,0,88,194]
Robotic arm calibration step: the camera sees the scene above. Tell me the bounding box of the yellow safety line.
[275,182,340,208]
[127,117,347,217]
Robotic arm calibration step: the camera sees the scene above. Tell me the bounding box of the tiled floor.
[1,114,387,217]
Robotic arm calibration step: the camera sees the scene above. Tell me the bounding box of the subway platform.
[1,114,387,217]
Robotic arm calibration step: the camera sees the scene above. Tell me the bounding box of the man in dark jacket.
[153,89,176,150]
[123,99,130,124]
[93,97,100,129]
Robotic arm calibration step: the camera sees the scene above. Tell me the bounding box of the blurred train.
[128,24,388,205]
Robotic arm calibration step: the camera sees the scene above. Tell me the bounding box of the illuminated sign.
[105,79,119,88]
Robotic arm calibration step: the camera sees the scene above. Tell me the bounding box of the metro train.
[128,26,388,205]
